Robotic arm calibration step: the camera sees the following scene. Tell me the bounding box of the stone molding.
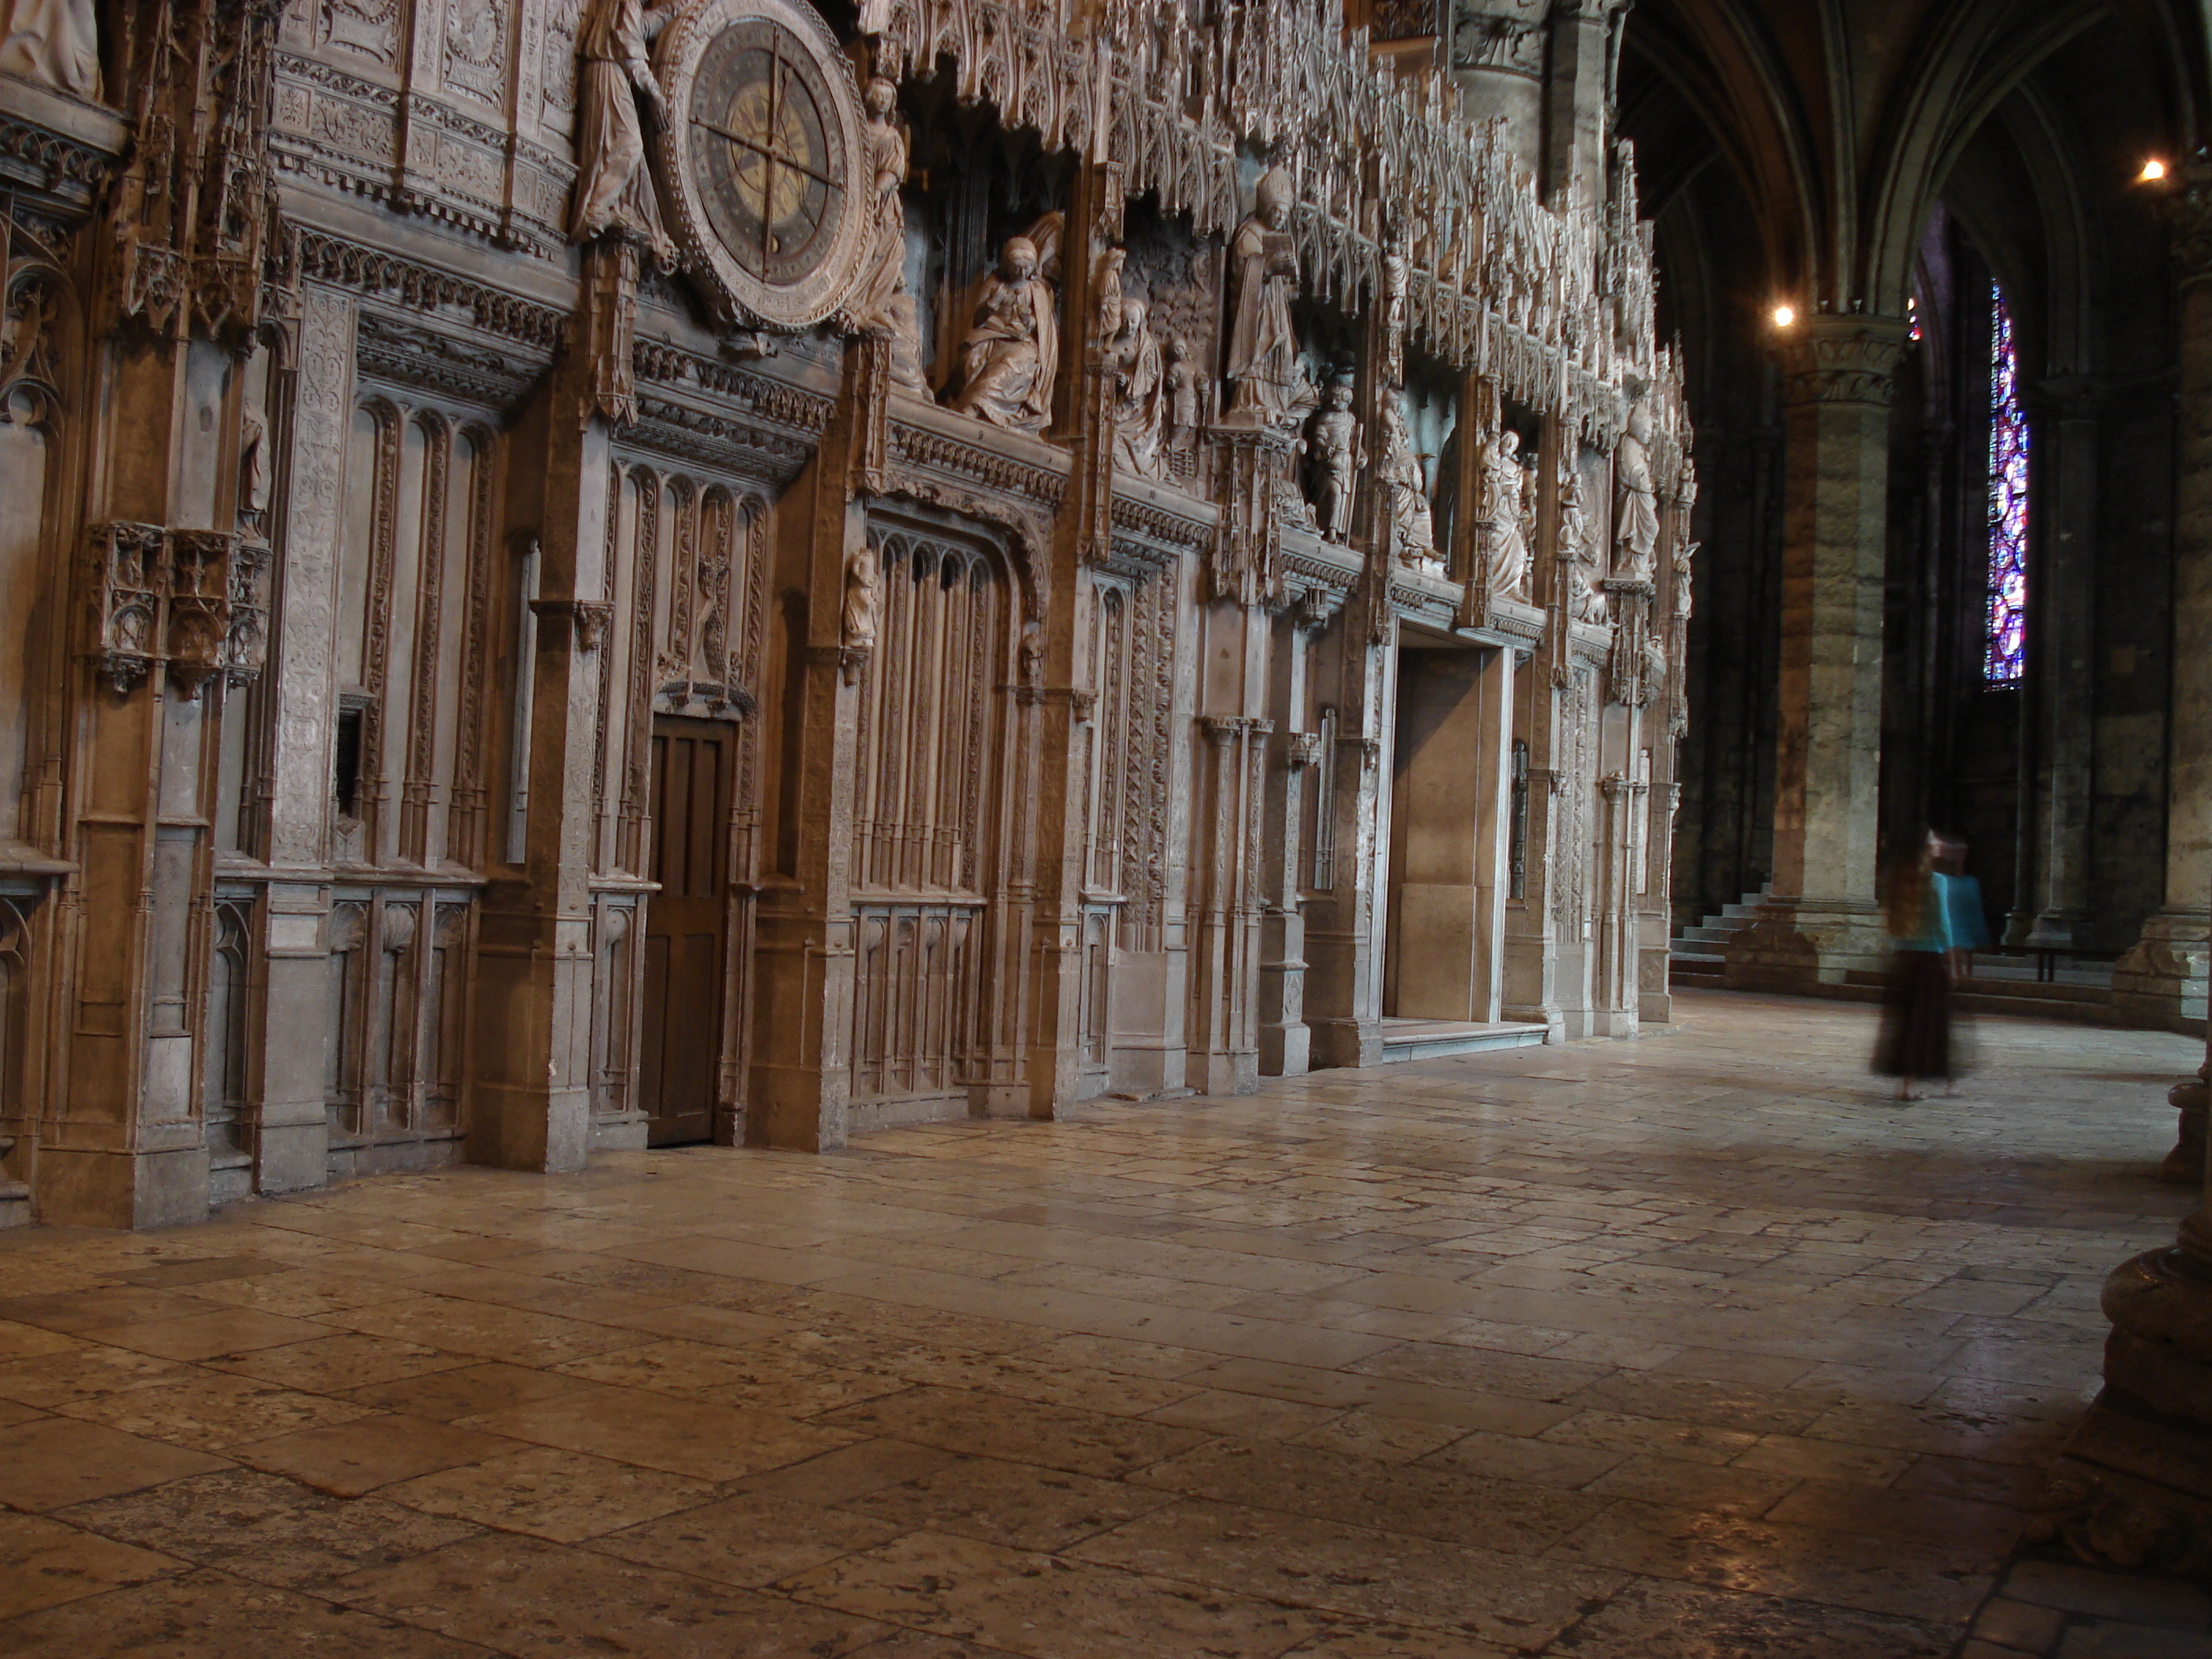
[293,229,566,354]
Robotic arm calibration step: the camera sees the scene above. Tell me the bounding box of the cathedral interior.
[1,0,2211,1652]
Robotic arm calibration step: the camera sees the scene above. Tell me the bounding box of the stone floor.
[0,989,2206,1658]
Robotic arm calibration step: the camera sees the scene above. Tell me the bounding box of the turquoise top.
[1896,871,1990,953]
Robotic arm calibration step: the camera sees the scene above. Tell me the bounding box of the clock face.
[654,0,869,330]
[691,22,841,287]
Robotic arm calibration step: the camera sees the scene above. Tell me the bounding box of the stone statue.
[1377,397,1437,569]
[1558,463,1607,624]
[1673,538,1699,624]
[852,76,928,394]
[1303,380,1363,544]
[1164,335,1203,437]
[842,548,879,653]
[0,0,99,98]
[1108,295,1166,479]
[569,0,676,264]
[1485,429,1533,604]
[1613,399,1660,583]
[238,398,272,532]
[951,235,1058,434]
[1225,167,1302,426]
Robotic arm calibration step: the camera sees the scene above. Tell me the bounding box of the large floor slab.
[0,990,2203,1657]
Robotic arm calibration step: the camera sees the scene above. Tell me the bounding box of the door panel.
[641,717,728,1145]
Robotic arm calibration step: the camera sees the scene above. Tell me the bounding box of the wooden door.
[641,716,730,1145]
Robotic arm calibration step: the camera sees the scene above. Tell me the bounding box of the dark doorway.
[641,716,730,1145]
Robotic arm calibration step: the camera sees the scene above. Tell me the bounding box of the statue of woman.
[1613,399,1661,583]
[238,398,272,533]
[1485,429,1533,603]
[1558,463,1607,624]
[951,236,1058,434]
[1225,167,1302,425]
[569,0,675,264]
[1108,296,1166,479]
[1377,398,1437,568]
[842,548,879,652]
[851,77,927,393]
[0,0,99,98]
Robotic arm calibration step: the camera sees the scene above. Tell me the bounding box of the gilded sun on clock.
[654,0,870,330]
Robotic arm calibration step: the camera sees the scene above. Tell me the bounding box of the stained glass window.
[1984,284,2028,684]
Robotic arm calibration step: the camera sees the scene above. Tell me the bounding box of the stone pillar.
[1723,317,1905,991]
[2023,378,2101,950]
[251,285,354,1196]
[1448,2,1547,177]
[1306,567,1394,1068]
[2114,174,2212,1030]
[2038,1020,2212,1572]
[468,247,624,1174]
[1259,597,1335,1075]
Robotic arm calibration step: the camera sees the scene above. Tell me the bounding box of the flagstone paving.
[0,988,2205,1657]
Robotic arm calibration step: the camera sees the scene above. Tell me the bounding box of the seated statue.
[951,236,1058,435]
[1108,295,1166,479]
[0,0,100,98]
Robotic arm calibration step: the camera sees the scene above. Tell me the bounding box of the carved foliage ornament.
[650,0,873,331]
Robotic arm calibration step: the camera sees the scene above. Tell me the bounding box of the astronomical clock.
[652,0,873,330]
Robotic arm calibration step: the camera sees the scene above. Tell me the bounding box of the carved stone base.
[2030,1236,2212,1573]
[2033,1393,2212,1575]
[1719,895,1889,994]
[2164,1066,2208,1185]
[2112,908,2210,1034]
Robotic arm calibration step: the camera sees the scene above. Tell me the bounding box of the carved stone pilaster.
[1210,424,1295,606]
[575,240,639,429]
[108,0,284,347]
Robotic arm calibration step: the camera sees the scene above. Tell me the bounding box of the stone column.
[2023,377,2101,950]
[1723,317,1906,991]
[2114,174,2212,1030]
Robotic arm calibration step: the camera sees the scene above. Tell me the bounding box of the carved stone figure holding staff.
[569,0,676,263]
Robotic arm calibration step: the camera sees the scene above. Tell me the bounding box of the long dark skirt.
[1873,950,1954,1079]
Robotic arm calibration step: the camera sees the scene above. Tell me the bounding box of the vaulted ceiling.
[1618,0,2209,318]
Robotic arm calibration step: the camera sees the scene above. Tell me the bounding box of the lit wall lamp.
[2141,158,2168,182]
[1771,304,1797,330]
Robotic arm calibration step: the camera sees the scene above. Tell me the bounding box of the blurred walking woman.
[1873,831,1987,1100]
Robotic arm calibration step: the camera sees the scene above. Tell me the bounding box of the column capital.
[2164,166,2212,288]
[2032,373,2109,423]
[1778,316,1909,408]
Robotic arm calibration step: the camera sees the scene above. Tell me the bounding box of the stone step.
[1379,1018,1550,1063]
[1680,925,1738,943]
